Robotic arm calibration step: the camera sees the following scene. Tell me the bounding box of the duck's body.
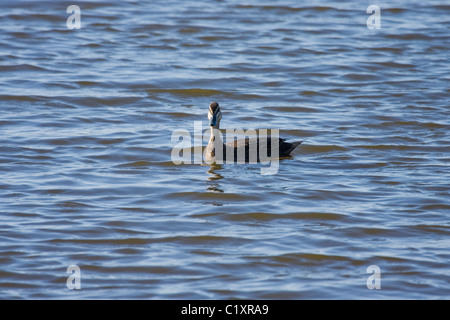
[205,102,302,163]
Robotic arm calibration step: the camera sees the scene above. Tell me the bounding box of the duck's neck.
[209,126,223,145]
[206,126,223,162]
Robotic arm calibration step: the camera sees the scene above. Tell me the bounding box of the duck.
[205,101,302,163]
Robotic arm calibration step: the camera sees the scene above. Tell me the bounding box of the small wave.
[165,191,260,202]
[220,211,346,222]
[236,5,335,13]
[300,145,347,153]
[386,33,432,41]
[249,252,357,267]
[375,61,416,69]
[0,94,46,102]
[299,90,326,96]
[0,64,50,72]
[383,8,408,13]
[147,88,225,97]
[6,13,61,22]
[116,160,153,168]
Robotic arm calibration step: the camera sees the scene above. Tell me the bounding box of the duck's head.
[207,101,222,128]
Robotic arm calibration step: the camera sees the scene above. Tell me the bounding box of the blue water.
[0,0,449,299]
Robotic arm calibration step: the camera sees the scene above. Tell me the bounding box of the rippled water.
[1,0,449,299]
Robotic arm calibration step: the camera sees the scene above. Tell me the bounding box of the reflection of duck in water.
[205,102,302,163]
[206,163,224,193]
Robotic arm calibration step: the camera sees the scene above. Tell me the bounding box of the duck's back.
[224,137,301,162]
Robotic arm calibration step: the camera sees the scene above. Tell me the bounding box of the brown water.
[0,0,449,299]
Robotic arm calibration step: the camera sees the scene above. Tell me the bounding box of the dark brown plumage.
[222,137,302,162]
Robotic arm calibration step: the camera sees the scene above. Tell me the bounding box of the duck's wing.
[225,137,301,159]
[256,138,302,157]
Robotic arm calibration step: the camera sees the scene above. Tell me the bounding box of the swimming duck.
[205,102,302,163]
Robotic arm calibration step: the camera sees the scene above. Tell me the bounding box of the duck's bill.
[209,114,217,126]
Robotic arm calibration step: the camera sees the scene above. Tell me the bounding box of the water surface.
[0,0,449,299]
